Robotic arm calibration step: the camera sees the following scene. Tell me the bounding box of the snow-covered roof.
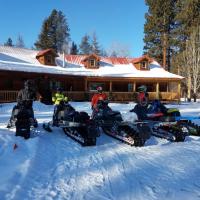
[0,46,184,80]
[36,48,58,58]
[0,46,40,65]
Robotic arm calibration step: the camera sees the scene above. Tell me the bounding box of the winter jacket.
[52,93,68,105]
[17,88,37,107]
[91,93,107,109]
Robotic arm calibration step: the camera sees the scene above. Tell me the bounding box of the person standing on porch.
[91,86,107,109]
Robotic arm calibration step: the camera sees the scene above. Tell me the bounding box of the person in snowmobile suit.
[148,99,168,114]
[7,80,37,128]
[137,85,149,106]
[91,86,107,110]
[52,87,68,124]
[130,85,150,120]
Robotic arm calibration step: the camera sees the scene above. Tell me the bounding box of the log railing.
[0,90,179,103]
[0,90,18,103]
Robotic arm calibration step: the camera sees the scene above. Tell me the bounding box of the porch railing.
[0,90,18,103]
[0,90,179,103]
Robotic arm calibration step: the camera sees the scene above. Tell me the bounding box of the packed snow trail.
[0,101,200,200]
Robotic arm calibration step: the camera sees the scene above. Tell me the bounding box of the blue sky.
[0,0,147,57]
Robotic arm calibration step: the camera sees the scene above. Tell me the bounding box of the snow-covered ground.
[0,101,200,200]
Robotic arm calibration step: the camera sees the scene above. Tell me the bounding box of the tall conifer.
[35,9,70,52]
[79,34,92,55]
[143,0,177,71]
[70,41,79,55]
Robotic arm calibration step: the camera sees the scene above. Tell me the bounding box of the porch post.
[109,81,112,92]
[133,82,136,92]
[156,82,160,99]
[84,78,87,91]
[178,81,181,103]
[167,83,169,92]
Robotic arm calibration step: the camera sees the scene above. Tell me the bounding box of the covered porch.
[0,76,181,103]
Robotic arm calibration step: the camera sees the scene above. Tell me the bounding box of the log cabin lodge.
[0,46,184,104]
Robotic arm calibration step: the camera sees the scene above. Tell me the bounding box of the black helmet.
[57,87,63,92]
[24,80,32,89]
[138,85,147,93]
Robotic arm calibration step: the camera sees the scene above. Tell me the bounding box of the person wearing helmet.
[137,85,149,106]
[17,80,36,106]
[91,86,107,109]
[52,87,68,105]
[7,80,37,128]
[130,85,150,120]
[52,87,68,125]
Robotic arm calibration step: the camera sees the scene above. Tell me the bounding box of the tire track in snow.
[11,128,67,200]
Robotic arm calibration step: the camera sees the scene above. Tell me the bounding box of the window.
[128,83,133,92]
[140,61,148,70]
[89,82,105,91]
[46,55,52,64]
[50,81,61,90]
[90,59,96,67]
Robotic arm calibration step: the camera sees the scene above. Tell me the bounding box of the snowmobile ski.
[42,122,52,132]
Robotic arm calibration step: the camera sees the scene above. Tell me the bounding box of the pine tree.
[174,0,200,51]
[16,34,25,48]
[172,0,200,71]
[100,48,107,56]
[70,41,79,55]
[79,34,92,55]
[91,32,101,55]
[35,19,52,50]
[143,0,177,71]
[111,51,118,57]
[4,37,13,46]
[35,9,70,52]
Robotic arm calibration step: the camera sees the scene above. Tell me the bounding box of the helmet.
[24,80,32,89]
[97,86,103,92]
[138,85,147,93]
[57,87,63,92]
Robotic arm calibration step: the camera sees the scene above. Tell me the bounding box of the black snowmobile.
[7,100,38,139]
[92,100,151,147]
[131,100,190,142]
[43,101,99,146]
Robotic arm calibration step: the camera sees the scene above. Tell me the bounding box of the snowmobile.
[92,100,151,147]
[131,100,195,142]
[175,117,200,137]
[43,101,99,146]
[7,100,38,139]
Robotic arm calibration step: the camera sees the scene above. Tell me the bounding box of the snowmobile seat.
[146,112,164,118]
[79,112,90,121]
